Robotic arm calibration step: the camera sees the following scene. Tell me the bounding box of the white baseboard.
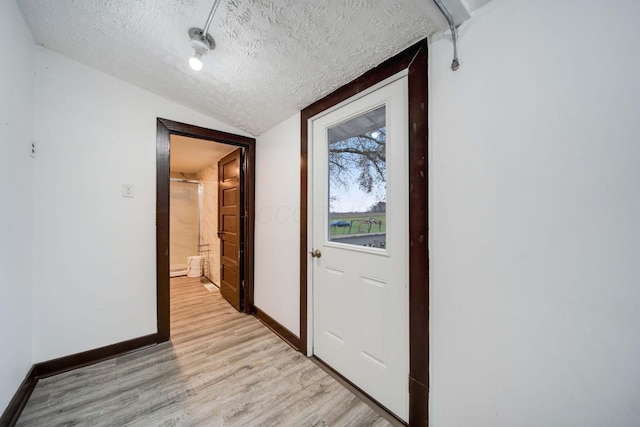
[170,270,187,277]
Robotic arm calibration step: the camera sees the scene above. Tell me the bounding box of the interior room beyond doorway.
[169,135,237,286]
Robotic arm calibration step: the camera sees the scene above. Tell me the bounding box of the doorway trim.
[156,118,256,341]
[299,39,428,425]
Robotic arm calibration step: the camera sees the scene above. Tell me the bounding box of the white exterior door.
[310,76,409,421]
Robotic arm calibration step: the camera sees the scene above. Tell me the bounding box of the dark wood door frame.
[300,39,429,425]
[156,118,256,341]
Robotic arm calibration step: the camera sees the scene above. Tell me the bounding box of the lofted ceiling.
[17,0,491,136]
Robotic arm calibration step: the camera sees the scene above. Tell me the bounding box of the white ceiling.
[170,135,237,174]
[17,0,491,136]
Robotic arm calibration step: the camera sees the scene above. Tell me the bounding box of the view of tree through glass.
[327,106,386,248]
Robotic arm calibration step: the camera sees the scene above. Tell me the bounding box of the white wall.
[255,113,301,335]
[429,0,640,425]
[0,0,35,412]
[31,48,250,362]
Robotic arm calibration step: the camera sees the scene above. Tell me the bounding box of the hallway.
[17,277,392,426]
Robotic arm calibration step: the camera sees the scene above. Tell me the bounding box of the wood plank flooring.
[17,276,393,426]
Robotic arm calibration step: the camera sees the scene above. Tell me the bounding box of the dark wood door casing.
[156,118,256,340]
[218,149,243,311]
[299,39,429,425]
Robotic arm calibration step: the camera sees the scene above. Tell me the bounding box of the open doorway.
[168,135,237,284]
[156,118,256,341]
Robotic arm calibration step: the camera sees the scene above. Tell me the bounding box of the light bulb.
[189,52,203,71]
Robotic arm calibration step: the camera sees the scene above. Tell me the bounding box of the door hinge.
[241,280,245,291]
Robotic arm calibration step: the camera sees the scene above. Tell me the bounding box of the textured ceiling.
[17,0,487,135]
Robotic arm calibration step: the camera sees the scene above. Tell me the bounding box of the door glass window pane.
[327,106,386,248]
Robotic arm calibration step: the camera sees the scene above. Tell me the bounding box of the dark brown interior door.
[218,148,242,310]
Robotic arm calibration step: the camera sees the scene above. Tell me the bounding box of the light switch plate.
[122,184,135,198]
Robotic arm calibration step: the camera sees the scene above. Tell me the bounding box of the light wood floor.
[17,276,393,426]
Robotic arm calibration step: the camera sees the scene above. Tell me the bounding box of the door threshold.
[310,356,407,427]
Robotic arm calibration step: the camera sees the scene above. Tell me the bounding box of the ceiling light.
[189,52,203,71]
[187,0,221,71]
[371,131,380,139]
[188,31,212,70]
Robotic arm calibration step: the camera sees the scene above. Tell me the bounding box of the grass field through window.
[328,212,386,235]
